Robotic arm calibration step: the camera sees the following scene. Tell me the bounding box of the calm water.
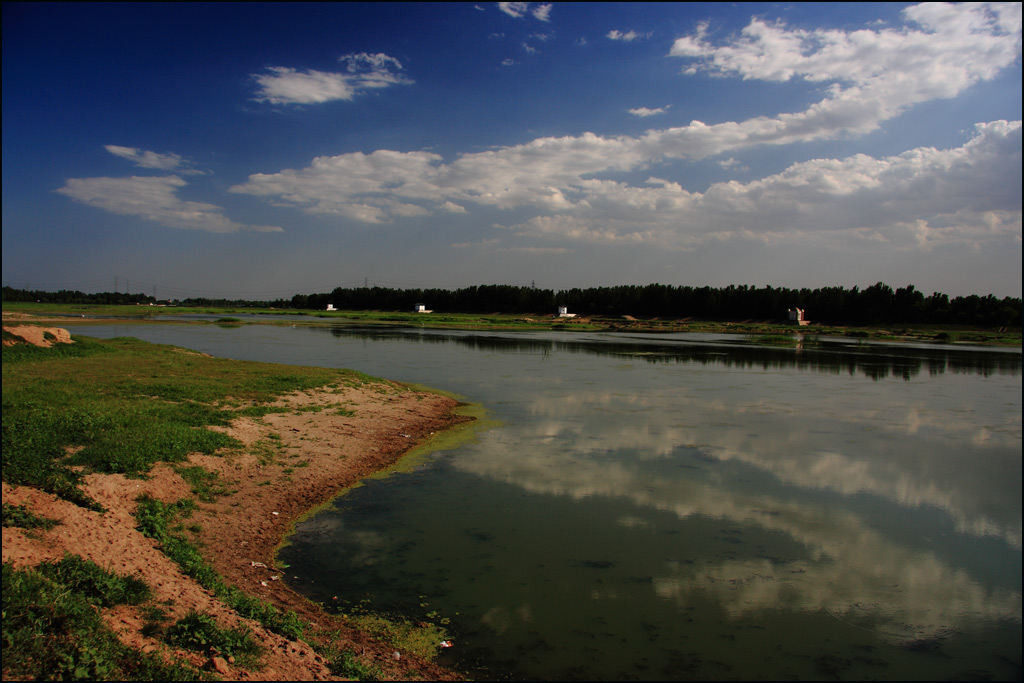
[74,323,1022,680]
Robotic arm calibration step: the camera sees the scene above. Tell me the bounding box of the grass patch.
[236,404,292,418]
[2,334,380,507]
[2,559,200,680]
[140,604,173,639]
[293,403,328,414]
[2,503,59,530]
[0,332,112,363]
[166,610,264,666]
[252,436,285,466]
[321,643,388,680]
[34,554,151,607]
[175,464,233,502]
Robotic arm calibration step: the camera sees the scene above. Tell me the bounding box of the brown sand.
[2,323,468,680]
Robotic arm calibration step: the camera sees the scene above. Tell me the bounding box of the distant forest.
[3,283,1021,328]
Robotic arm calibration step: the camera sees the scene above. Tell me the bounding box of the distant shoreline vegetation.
[2,283,1020,328]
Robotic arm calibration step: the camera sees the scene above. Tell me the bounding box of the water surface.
[73,323,1022,680]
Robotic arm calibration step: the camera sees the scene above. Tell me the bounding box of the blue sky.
[2,2,1021,300]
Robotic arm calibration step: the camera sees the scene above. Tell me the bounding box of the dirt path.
[2,324,469,680]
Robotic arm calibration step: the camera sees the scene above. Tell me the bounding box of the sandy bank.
[3,349,471,679]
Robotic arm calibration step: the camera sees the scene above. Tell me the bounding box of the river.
[72,321,1022,680]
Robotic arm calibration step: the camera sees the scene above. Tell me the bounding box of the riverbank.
[2,323,472,680]
[3,303,1020,346]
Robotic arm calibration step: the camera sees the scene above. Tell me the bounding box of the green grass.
[2,334,383,507]
[166,610,264,666]
[322,644,388,680]
[2,503,59,530]
[2,558,201,680]
[34,554,151,606]
[175,464,234,502]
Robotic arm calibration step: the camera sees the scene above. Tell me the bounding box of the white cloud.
[497,2,551,21]
[104,145,198,173]
[497,2,528,19]
[717,157,744,170]
[671,4,1020,87]
[252,52,411,105]
[663,3,1021,153]
[239,1,1021,216]
[607,29,651,42]
[340,52,411,88]
[57,176,282,233]
[230,4,1020,259]
[253,67,355,104]
[440,201,468,214]
[230,121,1020,251]
[677,120,1023,244]
[628,106,669,118]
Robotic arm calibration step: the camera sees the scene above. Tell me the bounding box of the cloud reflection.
[462,385,1021,548]
[450,380,1021,640]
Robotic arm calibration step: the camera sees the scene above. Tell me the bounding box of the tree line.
[1,287,157,307]
[294,282,1020,327]
[3,283,1020,328]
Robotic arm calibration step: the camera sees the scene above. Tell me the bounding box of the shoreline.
[189,381,476,680]
[5,307,1019,347]
[2,356,474,679]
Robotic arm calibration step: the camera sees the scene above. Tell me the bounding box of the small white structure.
[787,307,809,326]
[326,304,336,311]
[557,306,577,318]
[413,303,432,313]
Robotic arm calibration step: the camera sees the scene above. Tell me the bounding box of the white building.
[413,303,432,313]
[326,304,336,311]
[787,307,809,325]
[557,306,577,318]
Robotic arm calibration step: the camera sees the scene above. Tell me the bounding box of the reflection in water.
[482,387,1021,548]
[328,325,1022,379]
[298,327,1021,679]
[69,323,1021,679]
[462,428,1020,635]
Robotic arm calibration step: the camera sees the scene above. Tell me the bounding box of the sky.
[2,2,1021,300]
